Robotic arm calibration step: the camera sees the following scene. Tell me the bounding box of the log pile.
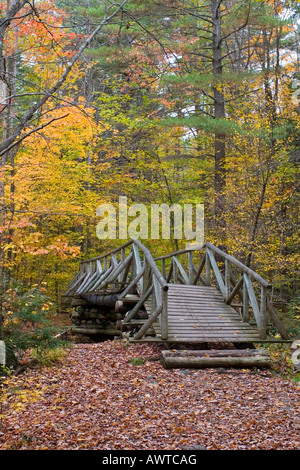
[70,298,123,336]
[160,348,271,369]
[70,296,148,337]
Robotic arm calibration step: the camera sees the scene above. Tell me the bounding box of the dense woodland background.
[0,0,299,350]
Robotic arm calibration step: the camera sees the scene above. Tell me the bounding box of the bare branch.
[0,114,69,157]
[0,0,128,156]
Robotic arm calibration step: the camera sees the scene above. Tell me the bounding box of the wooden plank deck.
[138,284,261,343]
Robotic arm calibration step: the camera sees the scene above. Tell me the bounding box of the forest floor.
[0,335,300,451]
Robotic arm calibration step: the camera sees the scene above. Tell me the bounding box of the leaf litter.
[0,340,299,450]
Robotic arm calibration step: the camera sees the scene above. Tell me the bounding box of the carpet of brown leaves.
[0,340,299,450]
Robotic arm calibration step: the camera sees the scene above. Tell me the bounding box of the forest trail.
[0,340,299,451]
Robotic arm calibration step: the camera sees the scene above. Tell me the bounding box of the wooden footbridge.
[64,239,288,349]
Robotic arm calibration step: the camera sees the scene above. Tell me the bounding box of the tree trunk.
[211,0,226,232]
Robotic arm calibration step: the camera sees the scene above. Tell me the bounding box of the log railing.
[155,242,288,340]
[64,239,169,340]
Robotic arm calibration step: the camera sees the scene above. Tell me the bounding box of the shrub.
[1,282,63,357]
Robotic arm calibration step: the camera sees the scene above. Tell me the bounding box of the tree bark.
[161,349,271,369]
[211,0,226,231]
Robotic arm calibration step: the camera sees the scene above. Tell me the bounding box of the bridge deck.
[140,284,261,343]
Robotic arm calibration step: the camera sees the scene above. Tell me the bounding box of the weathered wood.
[100,253,133,290]
[123,286,153,323]
[66,238,286,343]
[132,238,168,290]
[193,255,206,285]
[76,272,93,294]
[90,265,113,291]
[160,288,168,340]
[65,272,80,290]
[0,340,6,366]
[173,256,189,284]
[205,242,269,287]
[260,285,267,326]
[173,258,178,283]
[71,327,122,335]
[133,303,163,340]
[118,267,145,300]
[157,334,260,342]
[225,259,231,298]
[161,352,271,369]
[166,261,173,283]
[130,336,291,344]
[132,244,143,292]
[160,349,271,369]
[81,239,133,263]
[205,251,211,286]
[64,272,86,295]
[243,273,266,339]
[206,248,226,297]
[188,251,194,284]
[154,244,204,261]
[80,270,102,293]
[162,349,270,358]
[142,257,152,293]
[266,297,288,339]
[242,278,250,322]
[143,283,262,343]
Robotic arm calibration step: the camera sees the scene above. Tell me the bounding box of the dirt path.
[0,340,299,450]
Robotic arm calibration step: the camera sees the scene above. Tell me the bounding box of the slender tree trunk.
[247,24,278,267]
[211,0,226,234]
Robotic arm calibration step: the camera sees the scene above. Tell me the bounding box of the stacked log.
[69,296,148,336]
[70,298,123,336]
[161,349,271,369]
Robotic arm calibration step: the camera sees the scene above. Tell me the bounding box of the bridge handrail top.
[205,243,270,287]
[154,244,204,260]
[132,239,169,290]
[80,238,168,290]
[155,241,269,288]
[80,239,133,263]
[79,239,269,289]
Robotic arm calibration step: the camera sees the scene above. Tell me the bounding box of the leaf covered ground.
[0,340,299,450]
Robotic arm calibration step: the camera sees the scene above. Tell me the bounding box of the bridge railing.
[64,239,169,340]
[65,239,288,341]
[154,242,288,340]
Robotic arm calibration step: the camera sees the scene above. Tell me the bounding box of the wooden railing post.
[173,257,189,284]
[161,258,166,280]
[142,256,151,294]
[225,259,231,298]
[205,249,211,286]
[206,248,226,297]
[193,255,206,286]
[123,286,153,324]
[188,251,194,285]
[243,273,266,339]
[260,285,267,337]
[161,288,168,340]
[242,274,249,322]
[173,258,178,283]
